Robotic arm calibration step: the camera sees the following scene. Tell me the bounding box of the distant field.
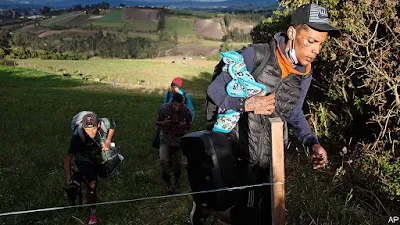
[14,59,217,94]
[169,9,216,19]
[41,12,83,26]
[122,8,160,21]
[38,29,99,38]
[91,9,158,32]
[124,31,159,41]
[164,16,194,35]
[91,21,124,29]
[194,18,224,40]
[123,20,158,32]
[199,39,251,49]
[94,9,124,23]
[64,14,93,27]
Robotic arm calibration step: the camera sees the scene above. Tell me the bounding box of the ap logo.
[388,216,399,223]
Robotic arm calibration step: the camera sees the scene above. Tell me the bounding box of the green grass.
[0,65,392,225]
[90,10,124,30]
[0,65,202,225]
[123,21,158,32]
[91,21,158,32]
[124,31,159,41]
[91,21,124,29]
[94,9,124,23]
[41,12,83,26]
[164,16,194,36]
[14,59,217,95]
[169,9,216,19]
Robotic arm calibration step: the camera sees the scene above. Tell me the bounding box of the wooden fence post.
[269,117,285,225]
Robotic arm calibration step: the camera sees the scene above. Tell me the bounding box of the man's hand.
[245,92,275,115]
[162,117,172,126]
[102,139,111,151]
[311,144,328,169]
[66,175,72,185]
[178,121,186,128]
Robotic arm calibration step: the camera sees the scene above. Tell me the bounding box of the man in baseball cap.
[196,3,341,225]
[64,112,116,224]
[163,77,195,120]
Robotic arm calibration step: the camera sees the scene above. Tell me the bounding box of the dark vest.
[230,39,312,168]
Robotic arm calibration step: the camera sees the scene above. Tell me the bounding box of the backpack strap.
[76,125,86,143]
[250,43,271,79]
[183,92,188,104]
[100,121,108,133]
[166,90,171,103]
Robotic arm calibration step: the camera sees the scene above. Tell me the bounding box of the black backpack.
[205,43,272,130]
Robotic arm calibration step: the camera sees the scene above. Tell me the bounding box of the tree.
[173,31,179,46]
[268,0,400,201]
[40,6,51,15]
[73,4,83,11]
[223,14,231,27]
[0,49,5,59]
[0,30,11,48]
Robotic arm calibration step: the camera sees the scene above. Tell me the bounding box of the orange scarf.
[275,44,311,78]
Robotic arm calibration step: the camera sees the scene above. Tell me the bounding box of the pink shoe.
[88,215,97,224]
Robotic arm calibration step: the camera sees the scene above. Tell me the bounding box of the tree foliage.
[254,0,400,202]
[3,31,177,60]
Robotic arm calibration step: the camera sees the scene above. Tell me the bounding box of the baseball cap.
[290,4,341,38]
[82,113,99,128]
[171,77,183,88]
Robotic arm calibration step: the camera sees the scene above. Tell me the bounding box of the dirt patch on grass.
[176,44,218,55]
[89,15,104,19]
[16,24,48,34]
[38,29,98,38]
[229,20,254,34]
[194,18,224,40]
[64,14,93,27]
[122,8,161,21]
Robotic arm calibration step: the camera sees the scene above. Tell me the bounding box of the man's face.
[291,27,328,66]
[171,85,180,94]
[84,126,98,139]
[171,101,183,112]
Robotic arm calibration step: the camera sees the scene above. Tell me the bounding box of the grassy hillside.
[41,12,84,26]
[0,65,388,225]
[169,9,216,19]
[164,16,194,35]
[95,9,124,23]
[14,59,217,95]
[0,65,199,225]
[123,20,158,32]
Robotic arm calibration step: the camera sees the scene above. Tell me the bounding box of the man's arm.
[286,77,319,147]
[207,73,275,115]
[155,119,170,127]
[287,76,327,169]
[65,135,80,184]
[179,107,193,130]
[207,72,245,112]
[102,118,116,150]
[102,129,115,150]
[208,46,275,115]
[155,105,171,127]
[64,153,74,184]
